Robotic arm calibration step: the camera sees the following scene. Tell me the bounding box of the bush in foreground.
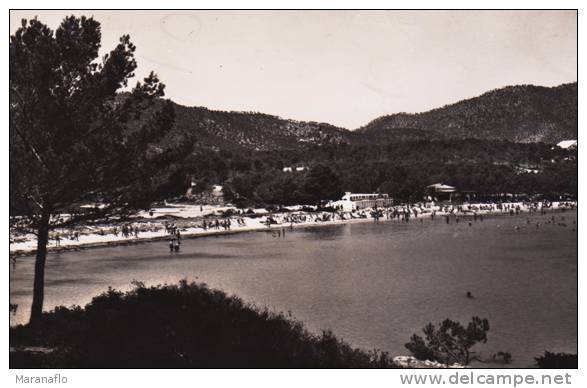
[535,351,577,368]
[405,317,490,366]
[10,280,395,368]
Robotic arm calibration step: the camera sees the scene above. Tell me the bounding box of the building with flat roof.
[557,140,577,150]
[328,192,393,211]
[425,183,457,202]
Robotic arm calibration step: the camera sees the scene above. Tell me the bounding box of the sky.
[10,10,577,129]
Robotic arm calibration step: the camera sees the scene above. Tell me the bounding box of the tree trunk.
[29,212,50,327]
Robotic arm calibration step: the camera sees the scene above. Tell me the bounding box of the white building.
[211,185,223,197]
[328,192,393,211]
[557,140,577,150]
[282,166,306,172]
[425,183,457,202]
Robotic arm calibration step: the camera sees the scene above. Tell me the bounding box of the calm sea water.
[10,211,577,367]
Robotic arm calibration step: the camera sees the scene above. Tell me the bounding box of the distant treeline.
[168,139,577,207]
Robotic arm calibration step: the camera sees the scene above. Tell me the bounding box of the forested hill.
[357,82,577,144]
[162,82,576,151]
[123,83,578,203]
[164,103,362,151]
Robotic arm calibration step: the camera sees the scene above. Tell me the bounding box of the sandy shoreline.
[10,201,577,257]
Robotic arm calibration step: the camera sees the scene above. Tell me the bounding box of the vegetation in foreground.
[405,318,577,368]
[535,351,578,368]
[405,317,492,366]
[10,281,396,368]
[11,16,192,326]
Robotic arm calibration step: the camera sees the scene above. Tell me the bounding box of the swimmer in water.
[466,291,473,298]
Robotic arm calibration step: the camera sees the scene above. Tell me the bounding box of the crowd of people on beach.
[47,221,169,248]
[19,200,576,254]
[197,218,235,231]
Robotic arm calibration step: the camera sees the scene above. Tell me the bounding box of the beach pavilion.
[425,183,457,202]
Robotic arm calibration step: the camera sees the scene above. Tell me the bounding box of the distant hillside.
[156,82,576,152]
[121,84,578,203]
[358,83,577,144]
[165,103,362,152]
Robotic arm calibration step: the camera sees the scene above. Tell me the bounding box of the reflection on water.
[10,211,577,367]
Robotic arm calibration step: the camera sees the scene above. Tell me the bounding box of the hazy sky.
[10,10,577,129]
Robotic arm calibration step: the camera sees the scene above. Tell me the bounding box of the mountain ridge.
[357,82,577,143]
[163,82,577,151]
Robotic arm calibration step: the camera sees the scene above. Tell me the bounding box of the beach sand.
[9,201,576,256]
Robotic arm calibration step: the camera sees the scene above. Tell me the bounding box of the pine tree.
[10,15,189,325]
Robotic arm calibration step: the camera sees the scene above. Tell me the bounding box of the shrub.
[405,317,490,365]
[232,197,255,209]
[265,204,279,212]
[535,351,577,368]
[220,209,236,217]
[10,281,396,368]
[492,351,512,364]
